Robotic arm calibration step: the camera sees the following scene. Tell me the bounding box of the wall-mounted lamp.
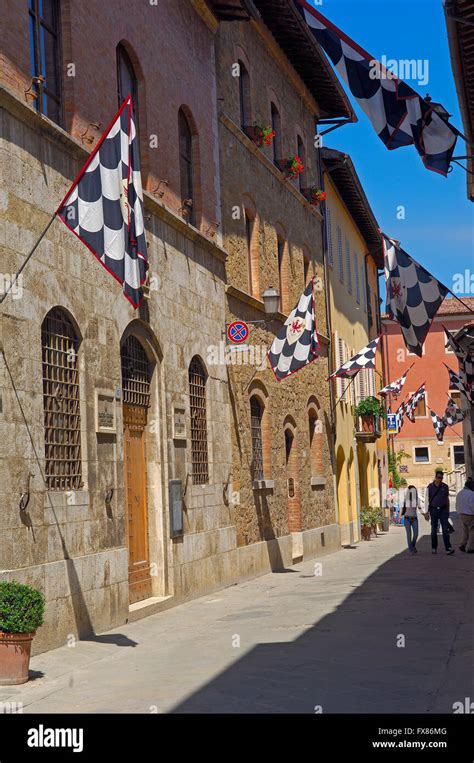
[261,286,280,317]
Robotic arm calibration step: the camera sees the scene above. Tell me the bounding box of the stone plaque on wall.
[173,406,186,440]
[95,390,116,434]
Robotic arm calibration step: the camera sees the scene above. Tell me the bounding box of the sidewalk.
[1,518,472,713]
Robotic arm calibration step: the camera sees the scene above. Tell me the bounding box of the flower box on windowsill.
[243,125,275,148]
[301,188,327,207]
[276,155,305,179]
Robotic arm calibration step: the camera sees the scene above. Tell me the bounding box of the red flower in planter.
[252,125,276,147]
[285,155,305,178]
[309,188,327,206]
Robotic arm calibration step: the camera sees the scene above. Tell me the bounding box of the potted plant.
[354,396,385,432]
[360,507,373,540]
[250,124,275,147]
[308,187,326,206]
[283,155,305,178]
[0,581,44,685]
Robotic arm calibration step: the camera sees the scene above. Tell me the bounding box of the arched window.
[250,396,264,481]
[189,357,208,484]
[271,102,282,164]
[297,135,306,191]
[178,109,195,226]
[117,44,138,114]
[41,307,82,491]
[238,60,251,130]
[121,335,151,408]
[308,407,324,477]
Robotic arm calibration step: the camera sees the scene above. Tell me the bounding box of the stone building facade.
[210,0,354,566]
[0,0,236,654]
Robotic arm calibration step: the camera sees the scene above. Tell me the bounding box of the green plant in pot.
[0,581,44,685]
[354,396,385,432]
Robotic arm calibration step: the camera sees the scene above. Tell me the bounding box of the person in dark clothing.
[424,470,454,555]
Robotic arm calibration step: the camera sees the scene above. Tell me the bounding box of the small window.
[245,211,254,295]
[29,0,62,125]
[250,396,264,481]
[337,226,343,283]
[271,103,282,164]
[238,61,251,130]
[345,239,352,294]
[189,357,209,484]
[42,307,82,491]
[178,109,195,226]
[412,393,427,417]
[117,44,138,111]
[453,445,465,467]
[449,389,462,408]
[414,447,430,463]
[326,208,333,268]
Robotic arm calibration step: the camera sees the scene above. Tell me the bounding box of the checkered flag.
[379,365,412,397]
[430,410,446,443]
[268,279,319,381]
[383,235,448,357]
[395,398,408,432]
[444,396,465,426]
[443,327,474,405]
[57,96,148,308]
[444,364,469,408]
[298,1,457,175]
[329,337,381,380]
[405,383,426,423]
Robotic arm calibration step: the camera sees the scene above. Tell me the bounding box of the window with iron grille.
[28,0,62,125]
[189,357,209,484]
[121,335,151,408]
[41,307,82,491]
[250,396,264,481]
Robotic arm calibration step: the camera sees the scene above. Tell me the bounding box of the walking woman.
[401,485,422,554]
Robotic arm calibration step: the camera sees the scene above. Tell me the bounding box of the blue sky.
[310,0,474,297]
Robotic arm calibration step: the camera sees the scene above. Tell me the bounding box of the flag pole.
[0,212,57,305]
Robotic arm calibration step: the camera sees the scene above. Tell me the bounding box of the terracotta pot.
[0,631,35,685]
[361,414,374,433]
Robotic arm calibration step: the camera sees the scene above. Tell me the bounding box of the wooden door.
[123,403,152,604]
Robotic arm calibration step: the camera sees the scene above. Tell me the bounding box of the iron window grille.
[28,0,62,125]
[121,336,151,408]
[250,396,264,481]
[189,358,209,484]
[41,308,82,491]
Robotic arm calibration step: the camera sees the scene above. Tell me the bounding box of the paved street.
[2,518,473,714]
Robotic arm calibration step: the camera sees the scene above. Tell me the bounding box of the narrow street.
[3,518,472,714]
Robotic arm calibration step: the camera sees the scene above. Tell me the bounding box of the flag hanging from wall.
[297,1,458,175]
[383,235,448,357]
[329,336,381,380]
[268,279,319,381]
[443,327,474,405]
[444,396,465,426]
[405,383,426,423]
[379,364,413,397]
[395,399,408,432]
[430,410,447,443]
[57,96,148,308]
[444,364,469,408]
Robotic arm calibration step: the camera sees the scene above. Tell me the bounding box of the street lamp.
[261,286,280,317]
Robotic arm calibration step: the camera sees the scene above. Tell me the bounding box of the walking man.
[424,470,454,555]
[456,479,474,553]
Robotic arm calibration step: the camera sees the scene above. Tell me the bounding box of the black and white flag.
[268,279,319,381]
[379,364,412,397]
[405,383,426,423]
[444,364,469,408]
[329,336,381,380]
[443,327,474,405]
[297,1,458,175]
[430,410,446,443]
[444,397,465,426]
[57,96,148,308]
[383,235,448,357]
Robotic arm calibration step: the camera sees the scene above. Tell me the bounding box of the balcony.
[355,414,382,443]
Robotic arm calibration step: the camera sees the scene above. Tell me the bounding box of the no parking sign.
[227,321,249,344]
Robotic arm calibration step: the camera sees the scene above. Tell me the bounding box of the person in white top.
[456,479,474,553]
[401,485,424,554]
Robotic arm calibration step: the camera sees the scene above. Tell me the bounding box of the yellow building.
[322,148,388,545]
